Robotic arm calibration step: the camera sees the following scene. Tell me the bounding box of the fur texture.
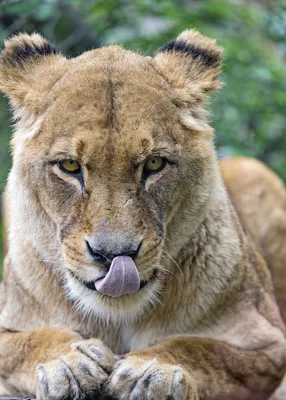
[0,30,285,399]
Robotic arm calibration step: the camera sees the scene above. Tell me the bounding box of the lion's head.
[0,30,222,321]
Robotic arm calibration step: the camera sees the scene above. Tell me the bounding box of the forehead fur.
[44,45,176,126]
[26,46,182,159]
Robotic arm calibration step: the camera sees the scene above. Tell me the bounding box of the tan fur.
[1,192,8,255]
[220,157,286,322]
[0,30,285,399]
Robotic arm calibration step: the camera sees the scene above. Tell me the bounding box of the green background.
[1,0,286,270]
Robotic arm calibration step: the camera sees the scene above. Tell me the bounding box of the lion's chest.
[107,321,189,353]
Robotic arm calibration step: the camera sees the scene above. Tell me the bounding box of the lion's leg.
[0,327,80,395]
[0,327,117,399]
[108,336,286,400]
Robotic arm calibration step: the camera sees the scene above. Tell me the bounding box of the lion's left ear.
[155,30,223,104]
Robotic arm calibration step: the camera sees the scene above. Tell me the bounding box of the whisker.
[161,248,184,278]
[154,263,180,282]
[139,243,160,265]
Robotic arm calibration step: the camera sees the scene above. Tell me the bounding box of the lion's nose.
[86,240,141,268]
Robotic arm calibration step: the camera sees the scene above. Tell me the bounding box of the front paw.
[36,338,117,400]
[108,355,197,400]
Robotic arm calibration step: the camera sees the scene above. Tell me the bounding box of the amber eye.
[59,159,81,174]
[143,156,165,174]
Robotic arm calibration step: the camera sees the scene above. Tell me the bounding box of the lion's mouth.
[83,269,158,295]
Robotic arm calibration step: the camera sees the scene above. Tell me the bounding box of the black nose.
[86,241,141,268]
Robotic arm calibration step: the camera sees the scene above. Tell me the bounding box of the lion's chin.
[64,270,162,323]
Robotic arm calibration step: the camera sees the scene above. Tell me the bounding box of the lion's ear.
[0,33,66,112]
[155,30,223,104]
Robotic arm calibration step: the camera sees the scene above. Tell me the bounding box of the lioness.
[0,30,285,400]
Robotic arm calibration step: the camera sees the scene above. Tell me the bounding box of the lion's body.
[0,31,285,400]
[220,157,286,323]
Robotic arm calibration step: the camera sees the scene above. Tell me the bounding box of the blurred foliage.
[0,0,286,267]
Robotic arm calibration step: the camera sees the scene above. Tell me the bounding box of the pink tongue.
[94,256,140,297]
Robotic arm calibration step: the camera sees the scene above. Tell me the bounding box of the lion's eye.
[143,157,166,174]
[59,159,81,174]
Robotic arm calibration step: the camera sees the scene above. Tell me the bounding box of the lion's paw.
[108,355,197,400]
[36,338,117,400]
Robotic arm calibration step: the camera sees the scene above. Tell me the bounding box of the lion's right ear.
[0,33,66,113]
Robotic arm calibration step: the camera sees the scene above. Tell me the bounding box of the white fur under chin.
[64,272,162,325]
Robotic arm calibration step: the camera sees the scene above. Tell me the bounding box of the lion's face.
[1,31,222,320]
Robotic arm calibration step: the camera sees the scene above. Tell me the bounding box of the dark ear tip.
[158,29,223,69]
[1,32,60,68]
[159,39,222,68]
